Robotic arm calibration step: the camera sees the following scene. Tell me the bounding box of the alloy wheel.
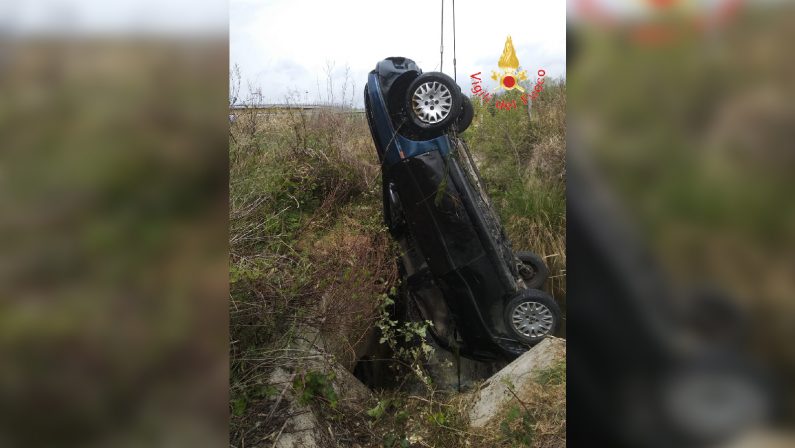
[511,301,555,338]
[411,81,453,124]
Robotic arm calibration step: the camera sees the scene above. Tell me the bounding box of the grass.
[229,77,566,446]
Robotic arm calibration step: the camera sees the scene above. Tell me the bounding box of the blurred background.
[0,1,228,446]
[568,0,795,446]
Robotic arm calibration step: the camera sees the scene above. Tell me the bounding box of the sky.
[230,0,567,107]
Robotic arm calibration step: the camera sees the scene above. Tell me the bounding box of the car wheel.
[453,96,474,133]
[404,72,462,137]
[516,251,549,289]
[505,289,560,345]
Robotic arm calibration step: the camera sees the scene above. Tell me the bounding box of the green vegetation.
[294,370,339,409]
[375,292,436,386]
[229,76,566,446]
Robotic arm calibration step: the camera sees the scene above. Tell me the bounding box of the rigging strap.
[452,0,457,82]
[440,0,444,72]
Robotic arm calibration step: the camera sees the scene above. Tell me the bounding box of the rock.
[268,367,325,448]
[289,327,374,404]
[326,361,373,406]
[266,336,374,448]
[468,337,566,428]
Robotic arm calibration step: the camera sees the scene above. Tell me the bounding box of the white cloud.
[230,0,566,106]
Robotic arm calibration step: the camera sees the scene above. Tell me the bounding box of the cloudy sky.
[230,0,566,107]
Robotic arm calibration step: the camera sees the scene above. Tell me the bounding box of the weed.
[293,370,339,409]
[536,361,566,386]
[375,293,436,386]
[500,404,535,447]
[367,398,393,420]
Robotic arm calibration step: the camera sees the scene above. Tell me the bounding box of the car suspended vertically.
[364,56,561,360]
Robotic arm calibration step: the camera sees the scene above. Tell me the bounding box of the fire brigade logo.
[491,36,528,93]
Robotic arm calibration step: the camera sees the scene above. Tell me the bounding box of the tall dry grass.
[229,101,399,445]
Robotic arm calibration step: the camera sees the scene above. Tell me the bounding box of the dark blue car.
[364,57,561,360]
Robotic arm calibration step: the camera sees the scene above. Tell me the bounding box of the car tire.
[516,251,549,289]
[453,96,474,133]
[504,289,560,345]
[404,72,462,137]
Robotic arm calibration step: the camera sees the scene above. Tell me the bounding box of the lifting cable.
[439,0,458,82]
[452,0,457,82]
[440,0,444,72]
